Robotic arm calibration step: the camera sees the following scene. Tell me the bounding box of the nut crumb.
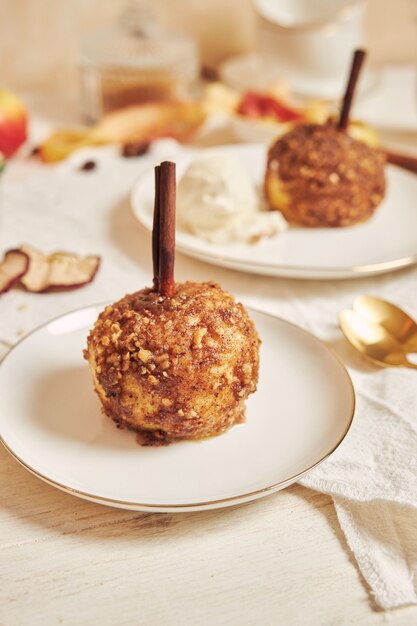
[138,348,152,363]
[193,327,207,348]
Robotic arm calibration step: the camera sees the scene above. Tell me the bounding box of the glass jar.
[79,1,199,122]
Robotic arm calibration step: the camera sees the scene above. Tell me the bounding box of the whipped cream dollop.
[177,153,287,244]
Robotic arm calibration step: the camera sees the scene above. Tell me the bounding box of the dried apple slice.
[90,101,206,144]
[20,246,100,292]
[39,129,96,163]
[0,248,30,294]
[39,101,206,162]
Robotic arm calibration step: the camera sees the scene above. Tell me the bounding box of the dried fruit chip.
[19,246,100,292]
[236,91,304,123]
[0,248,30,294]
[39,129,94,163]
[39,101,206,162]
[79,159,97,172]
[90,101,206,144]
[121,141,150,158]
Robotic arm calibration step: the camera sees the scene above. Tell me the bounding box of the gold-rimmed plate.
[0,305,355,512]
[131,144,417,279]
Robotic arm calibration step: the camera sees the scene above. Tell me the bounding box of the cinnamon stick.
[338,49,366,131]
[384,149,417,176]
[158,161,176,297]
[152,165,161,290]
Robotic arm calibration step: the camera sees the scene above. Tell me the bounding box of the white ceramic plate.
[0,305,354,512]
[218,53,378,101]
[131,144,417,279]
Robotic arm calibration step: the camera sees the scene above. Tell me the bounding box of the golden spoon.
[339,309,417,369]
[353,295,417,353]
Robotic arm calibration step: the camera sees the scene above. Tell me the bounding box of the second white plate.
[131,144,417,279]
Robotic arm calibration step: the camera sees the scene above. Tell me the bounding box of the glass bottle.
[79,0,199,122]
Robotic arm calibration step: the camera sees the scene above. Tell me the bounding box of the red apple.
[0,90,28,157]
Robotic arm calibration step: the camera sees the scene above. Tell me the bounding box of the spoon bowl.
[353,295,417,353]
[339,309,417,369]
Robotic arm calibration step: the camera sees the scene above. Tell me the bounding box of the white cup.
[254,0,366,97]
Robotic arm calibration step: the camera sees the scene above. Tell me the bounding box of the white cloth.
[1,129,417,609]
[300,368,417,609]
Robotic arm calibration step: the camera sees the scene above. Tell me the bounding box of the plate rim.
[130,150,417,279]
[0,303,356,512]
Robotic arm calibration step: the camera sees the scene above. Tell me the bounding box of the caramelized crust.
[265,122,386,227]
[85,281,260,444]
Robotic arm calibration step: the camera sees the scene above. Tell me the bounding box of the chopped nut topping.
[188,315,201,326]
[138,348,152,363]
[193,327,207,347]
[107,353,120,365]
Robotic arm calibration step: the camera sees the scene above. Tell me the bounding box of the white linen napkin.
[300,340,417,609]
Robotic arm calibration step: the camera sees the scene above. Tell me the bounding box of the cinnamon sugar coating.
[84,281,260,445]
[265,122,386,227]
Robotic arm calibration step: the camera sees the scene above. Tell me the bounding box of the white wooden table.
[1,67,417,625]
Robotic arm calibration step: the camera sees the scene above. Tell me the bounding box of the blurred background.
[1,0,416,94]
